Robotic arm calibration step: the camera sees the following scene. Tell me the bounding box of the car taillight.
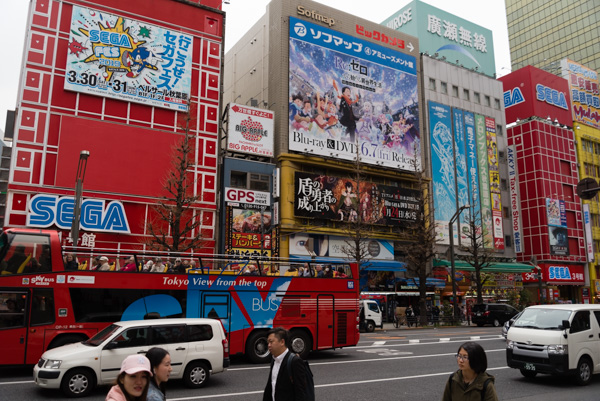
[222,338,229,358]
[483,311,490,316]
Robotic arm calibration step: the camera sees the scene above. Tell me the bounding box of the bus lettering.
[163,276,189,287]
[252,297,280,312]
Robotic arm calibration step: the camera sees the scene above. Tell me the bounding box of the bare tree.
[459,209,495,303]
[145,106,205,253]
[400,157,439,326]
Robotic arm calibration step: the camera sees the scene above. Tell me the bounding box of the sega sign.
[224,187,270,206]
[503,87,525,108]
[27,194,130,233]
[536,84,568,110]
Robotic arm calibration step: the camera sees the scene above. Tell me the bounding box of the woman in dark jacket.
[442,341,498,401]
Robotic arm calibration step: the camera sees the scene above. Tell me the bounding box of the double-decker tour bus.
[0,228,360,365]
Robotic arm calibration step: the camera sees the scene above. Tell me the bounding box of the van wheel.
[520,369,537,378]
[493,319,501,327]
[575,356,593,386]
[289,330,312,360]
[246,331,270,363]
[61,368,96,398]
[183,361,210,388]
[366,320,375,332]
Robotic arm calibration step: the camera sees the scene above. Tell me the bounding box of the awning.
[361,260,407,272]
[401,277,446,288]
[433,259,535,273]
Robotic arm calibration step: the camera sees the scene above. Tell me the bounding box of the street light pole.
[70,150,90,251]
[449,204,470,322]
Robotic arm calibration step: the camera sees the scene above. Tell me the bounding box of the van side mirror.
[104,341,118,350]
[559,320,570,330]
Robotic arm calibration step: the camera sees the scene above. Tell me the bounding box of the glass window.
[230,171,247,188]
[452,85,459,97]
[571,311,591,333]
[0,291,26,329]
[497,125,503,136]
[474,92,480,103]
[463,89,470,101]
[1,234,51,274]
[249,174,270,191]
[112,327,149,348]
[188,324,214,342]
[494,98,501,109]
[484,95,491,107]
[440,81,448,94]
[429,78,436,91]
[31,288,55,326]
[151,324,186,345]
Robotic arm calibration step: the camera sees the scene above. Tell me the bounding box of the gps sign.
[224,187,270,206]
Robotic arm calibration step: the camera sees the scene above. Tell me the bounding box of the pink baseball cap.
[120,355,152,376]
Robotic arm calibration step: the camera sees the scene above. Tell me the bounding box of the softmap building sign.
[382,0,496,77]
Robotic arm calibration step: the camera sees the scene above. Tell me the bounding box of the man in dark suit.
[263,327,310,401]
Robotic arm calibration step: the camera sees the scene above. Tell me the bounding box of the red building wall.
[7,0,223,253]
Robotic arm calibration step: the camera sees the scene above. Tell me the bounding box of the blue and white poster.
[65,6,193,111]
[288,16,419,170]
[453,108,469,242]
[429,101,455,244]
[464,111,481,234]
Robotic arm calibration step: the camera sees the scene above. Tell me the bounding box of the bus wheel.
[49,335,86,350]
[246,331,270,363]
[61,368,95,398]
[183,361,210,388]
[289,330,312,359]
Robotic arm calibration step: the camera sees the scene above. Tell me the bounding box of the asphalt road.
[2,325,600,400]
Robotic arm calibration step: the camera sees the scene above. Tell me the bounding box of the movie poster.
[288,17,419,170]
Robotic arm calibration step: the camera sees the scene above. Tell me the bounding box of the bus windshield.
[84,324,121,346]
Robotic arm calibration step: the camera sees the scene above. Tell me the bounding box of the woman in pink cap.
[106,354,152,401]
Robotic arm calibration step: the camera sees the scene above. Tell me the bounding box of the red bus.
[0,228,360,365]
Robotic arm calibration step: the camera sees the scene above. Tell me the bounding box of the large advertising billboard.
[65,6,193,111]
[561,59,600,129]
[288,16,419,170]
[294,172,420,226]
[546,198,568,256]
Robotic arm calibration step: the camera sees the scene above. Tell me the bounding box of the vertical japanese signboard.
[561,58,600,129]
[453,109,469,243]
[486,117,504,250]
[507,146,523,253]
[65,6,193,111]
[475,114,493,247]
[464,111,481,236]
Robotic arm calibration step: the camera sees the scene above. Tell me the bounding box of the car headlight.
[506,340,515,350]
[43,359,62,369]
[547,344,568,355]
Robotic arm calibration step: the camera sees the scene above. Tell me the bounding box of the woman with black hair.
[442,341,498,401]
[146,348,172,401]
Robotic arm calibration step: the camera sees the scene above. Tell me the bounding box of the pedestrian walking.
[442,341,498,401]
[106,354,151,401]
[406,305,414,327]
[146,347,172,401]
[263,327,311,401]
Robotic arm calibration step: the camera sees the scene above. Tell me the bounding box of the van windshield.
[513,308,571,330]
[84,324,121,346]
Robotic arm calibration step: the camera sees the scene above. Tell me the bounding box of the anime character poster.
[65,6,193,111]
[464,111,482,237]
[429,102,455,244]
[288,17,419,170]
[475,114,493,248]
[294,172,420,226]
[453,109,470,243]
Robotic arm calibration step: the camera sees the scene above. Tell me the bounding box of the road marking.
[440,338,450,342]
[168,365,511,400]
[372,341,386,346]
[0,380,34,385]
[354,335,502,349]
[408,339,420,343]
[470,336,481,340]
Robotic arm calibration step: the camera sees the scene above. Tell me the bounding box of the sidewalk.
[379,321,476,331]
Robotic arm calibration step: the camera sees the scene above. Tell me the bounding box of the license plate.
[524,363,536,371]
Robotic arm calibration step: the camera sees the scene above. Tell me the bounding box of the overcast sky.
[0,0,510,130]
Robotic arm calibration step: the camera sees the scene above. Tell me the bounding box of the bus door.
[0,290,29,364]
[317,295,334,349]
[26,288,55,364]
[201,293,230,335]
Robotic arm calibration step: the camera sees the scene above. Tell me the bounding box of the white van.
[33,318,229,397]
[506,304,600,385]
[359,300,383,332]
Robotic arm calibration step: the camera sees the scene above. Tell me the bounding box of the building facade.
[505,0,600,73]
[6,0,224,254]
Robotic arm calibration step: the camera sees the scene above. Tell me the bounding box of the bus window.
[31,289,55,326]
[0,234,51,274]
[0,292,26,329]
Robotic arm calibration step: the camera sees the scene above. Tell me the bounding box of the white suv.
[33,318,229,397]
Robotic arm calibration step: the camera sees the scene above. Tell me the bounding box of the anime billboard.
[294,172,419,226]
[561,58,600,129]
[65,6,193,111]
[288,17,419,170]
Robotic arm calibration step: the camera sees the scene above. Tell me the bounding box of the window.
[474,92,480,103]
[484,95,491,107]
[0,291,26,328]
[1,233,52,274]
[497,125,503,136]
[501,178,508,190]
[112,327,149,348]
[503,205,509,217]
[452,85,459,97]
[440,81,448,94]
[429,78,436,91]
[494,98,501,109]
[504,235,512,248]
[188,324,214,342]
[570,311,591,333]
[499,151,506,162]
[151,324,186,345]
[230,171,270,191]
[31,288,54,326]
[463,89,470,101]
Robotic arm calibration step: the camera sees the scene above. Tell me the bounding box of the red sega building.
[5,0,224,253]
[500,66,586,303]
